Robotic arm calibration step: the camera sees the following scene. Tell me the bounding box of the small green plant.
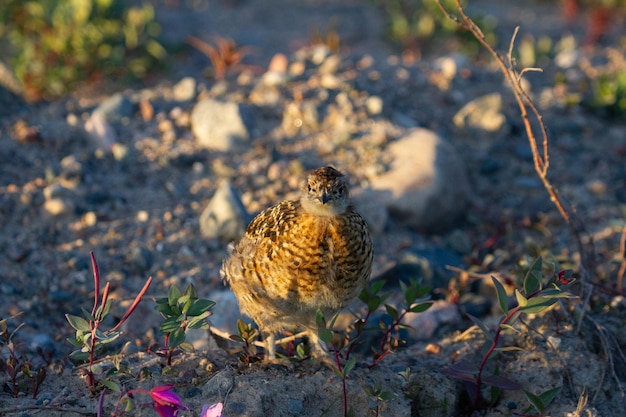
[154,284,215,366]
[229,319,261,364]
[441,257,576,411]
[363,382,393,417]
[0,0,165,101]
[0,317,48,399]
[66,252,153,393]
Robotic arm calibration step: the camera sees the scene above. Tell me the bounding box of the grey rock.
[127,245,153,273]
[370,128,470,232]
[59,155,83,186]
[403,300,462,340]
[453,93,507,134]
[191,98,254,151]
[199,181,251,247]
[203,368,235,398]
[93,93,134,122]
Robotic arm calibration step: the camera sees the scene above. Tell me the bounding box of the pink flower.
[150,385,188,417]
[200,402,224,417]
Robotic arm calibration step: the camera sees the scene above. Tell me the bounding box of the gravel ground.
[0,1,625,416]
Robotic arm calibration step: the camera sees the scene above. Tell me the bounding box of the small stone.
[93,93,134,122]
[59,155,83,187]
[199,181,251,246]
[127,246,153,272]
[43,198,74,217]
[173,77,197,102]
[586,179,607,195]
[82,211,97,226]
[366,95,383,115]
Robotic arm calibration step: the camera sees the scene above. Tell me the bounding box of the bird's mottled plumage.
[221,166,373,360]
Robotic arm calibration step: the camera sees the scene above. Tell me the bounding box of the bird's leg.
[263,332,276,361]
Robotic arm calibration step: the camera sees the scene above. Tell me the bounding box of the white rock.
[370,128,470,232]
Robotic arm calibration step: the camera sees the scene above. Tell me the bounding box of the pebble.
[173,77,197,102]
[92,92,134,121]
[370,128,471,232]
[191,98,254,151]
[199,181,251,247]
[365,95,383,115]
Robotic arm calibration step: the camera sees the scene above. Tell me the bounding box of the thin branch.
[436,0,594,279]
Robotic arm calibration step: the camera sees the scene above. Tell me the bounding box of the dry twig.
[435,0,594,279]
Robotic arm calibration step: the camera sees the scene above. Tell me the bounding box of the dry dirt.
[0,1,625,416]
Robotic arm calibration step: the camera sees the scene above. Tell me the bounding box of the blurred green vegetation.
[371,0,498,58]
[0,0,165,101]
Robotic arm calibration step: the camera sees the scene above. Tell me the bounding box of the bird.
[221,166,373,361]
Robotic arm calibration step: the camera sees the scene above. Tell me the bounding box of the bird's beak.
[321,193,331,204]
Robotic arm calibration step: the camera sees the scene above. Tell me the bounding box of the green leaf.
[524,390,545,413]
[491,276,509,314]
[539,386,561,406]
[499,323,520,333]
[65,314,91,332]
[168,327,186,348]
[168,285,182,306]
[101,380,121,392]
[100,299,113,319]
[466,314,490,336]
[179,342,194,352]
[183,283,198,299]
[69,350,90,362]
[155,303,175,317]
[318,328,334,344]
[187,299,216,316]
[160,317,181,334]
[514,289,528,307]
[409,302,432,313]
[187,312,211,329]
[98,331,121,345]
[66,337,83,348]
[524,257,543,295]
[519,297,558,314]
[385,304,398,320]
[343,357,357,377]
[370,280,386,295]
[316,310,327,329]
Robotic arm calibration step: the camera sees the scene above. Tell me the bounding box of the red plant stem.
[333,349,349,417]
[108,276,153,333]
[473,287,543,408]
[369,310,407,368]
[473,305,520,408]
[90,252,100,318]
[345,309,372,361]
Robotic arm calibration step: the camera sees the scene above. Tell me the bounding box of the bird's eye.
[307,184,312,192]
